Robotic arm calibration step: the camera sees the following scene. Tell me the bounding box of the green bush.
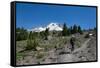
[25,39,39,50]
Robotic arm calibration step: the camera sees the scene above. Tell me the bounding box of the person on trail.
[70,35,75,52]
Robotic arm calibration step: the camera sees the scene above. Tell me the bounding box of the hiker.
[70,35,75,52]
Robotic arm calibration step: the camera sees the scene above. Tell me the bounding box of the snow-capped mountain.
[47,23,62,31]
[31,27,46,32]
[29,23,63,32]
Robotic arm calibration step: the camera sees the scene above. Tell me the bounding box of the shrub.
[25,39,39,50]
[16,52,24,60]
[84,34,90,38]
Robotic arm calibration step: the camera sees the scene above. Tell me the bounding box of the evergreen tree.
[40,31,45,39]
[72,24,78,34]
[44,28,49,40]
[62,23,67,36]
[78,26,83,34]
[67,28,71,36]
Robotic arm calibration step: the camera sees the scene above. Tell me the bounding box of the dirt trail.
[57,38,91,62]
[73,39,91,53]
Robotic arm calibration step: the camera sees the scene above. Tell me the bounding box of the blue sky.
[16,3,96,30]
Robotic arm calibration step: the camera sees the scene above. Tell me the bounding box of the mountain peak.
[47,22,62,31]
[48,23,58,26]
[30,22,62,32]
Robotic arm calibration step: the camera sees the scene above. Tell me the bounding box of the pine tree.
[67,28,71,36]
[40,31,45,39]
[78,26,83,34]
[62,23,67,36]
[44,28,49,40]
[72,24,78,34]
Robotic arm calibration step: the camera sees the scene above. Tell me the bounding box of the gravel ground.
[16,33,97,65]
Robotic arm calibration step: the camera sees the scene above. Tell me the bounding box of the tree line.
[16,23,83,41]
[16,27,28,41]
[62,23,83,36]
